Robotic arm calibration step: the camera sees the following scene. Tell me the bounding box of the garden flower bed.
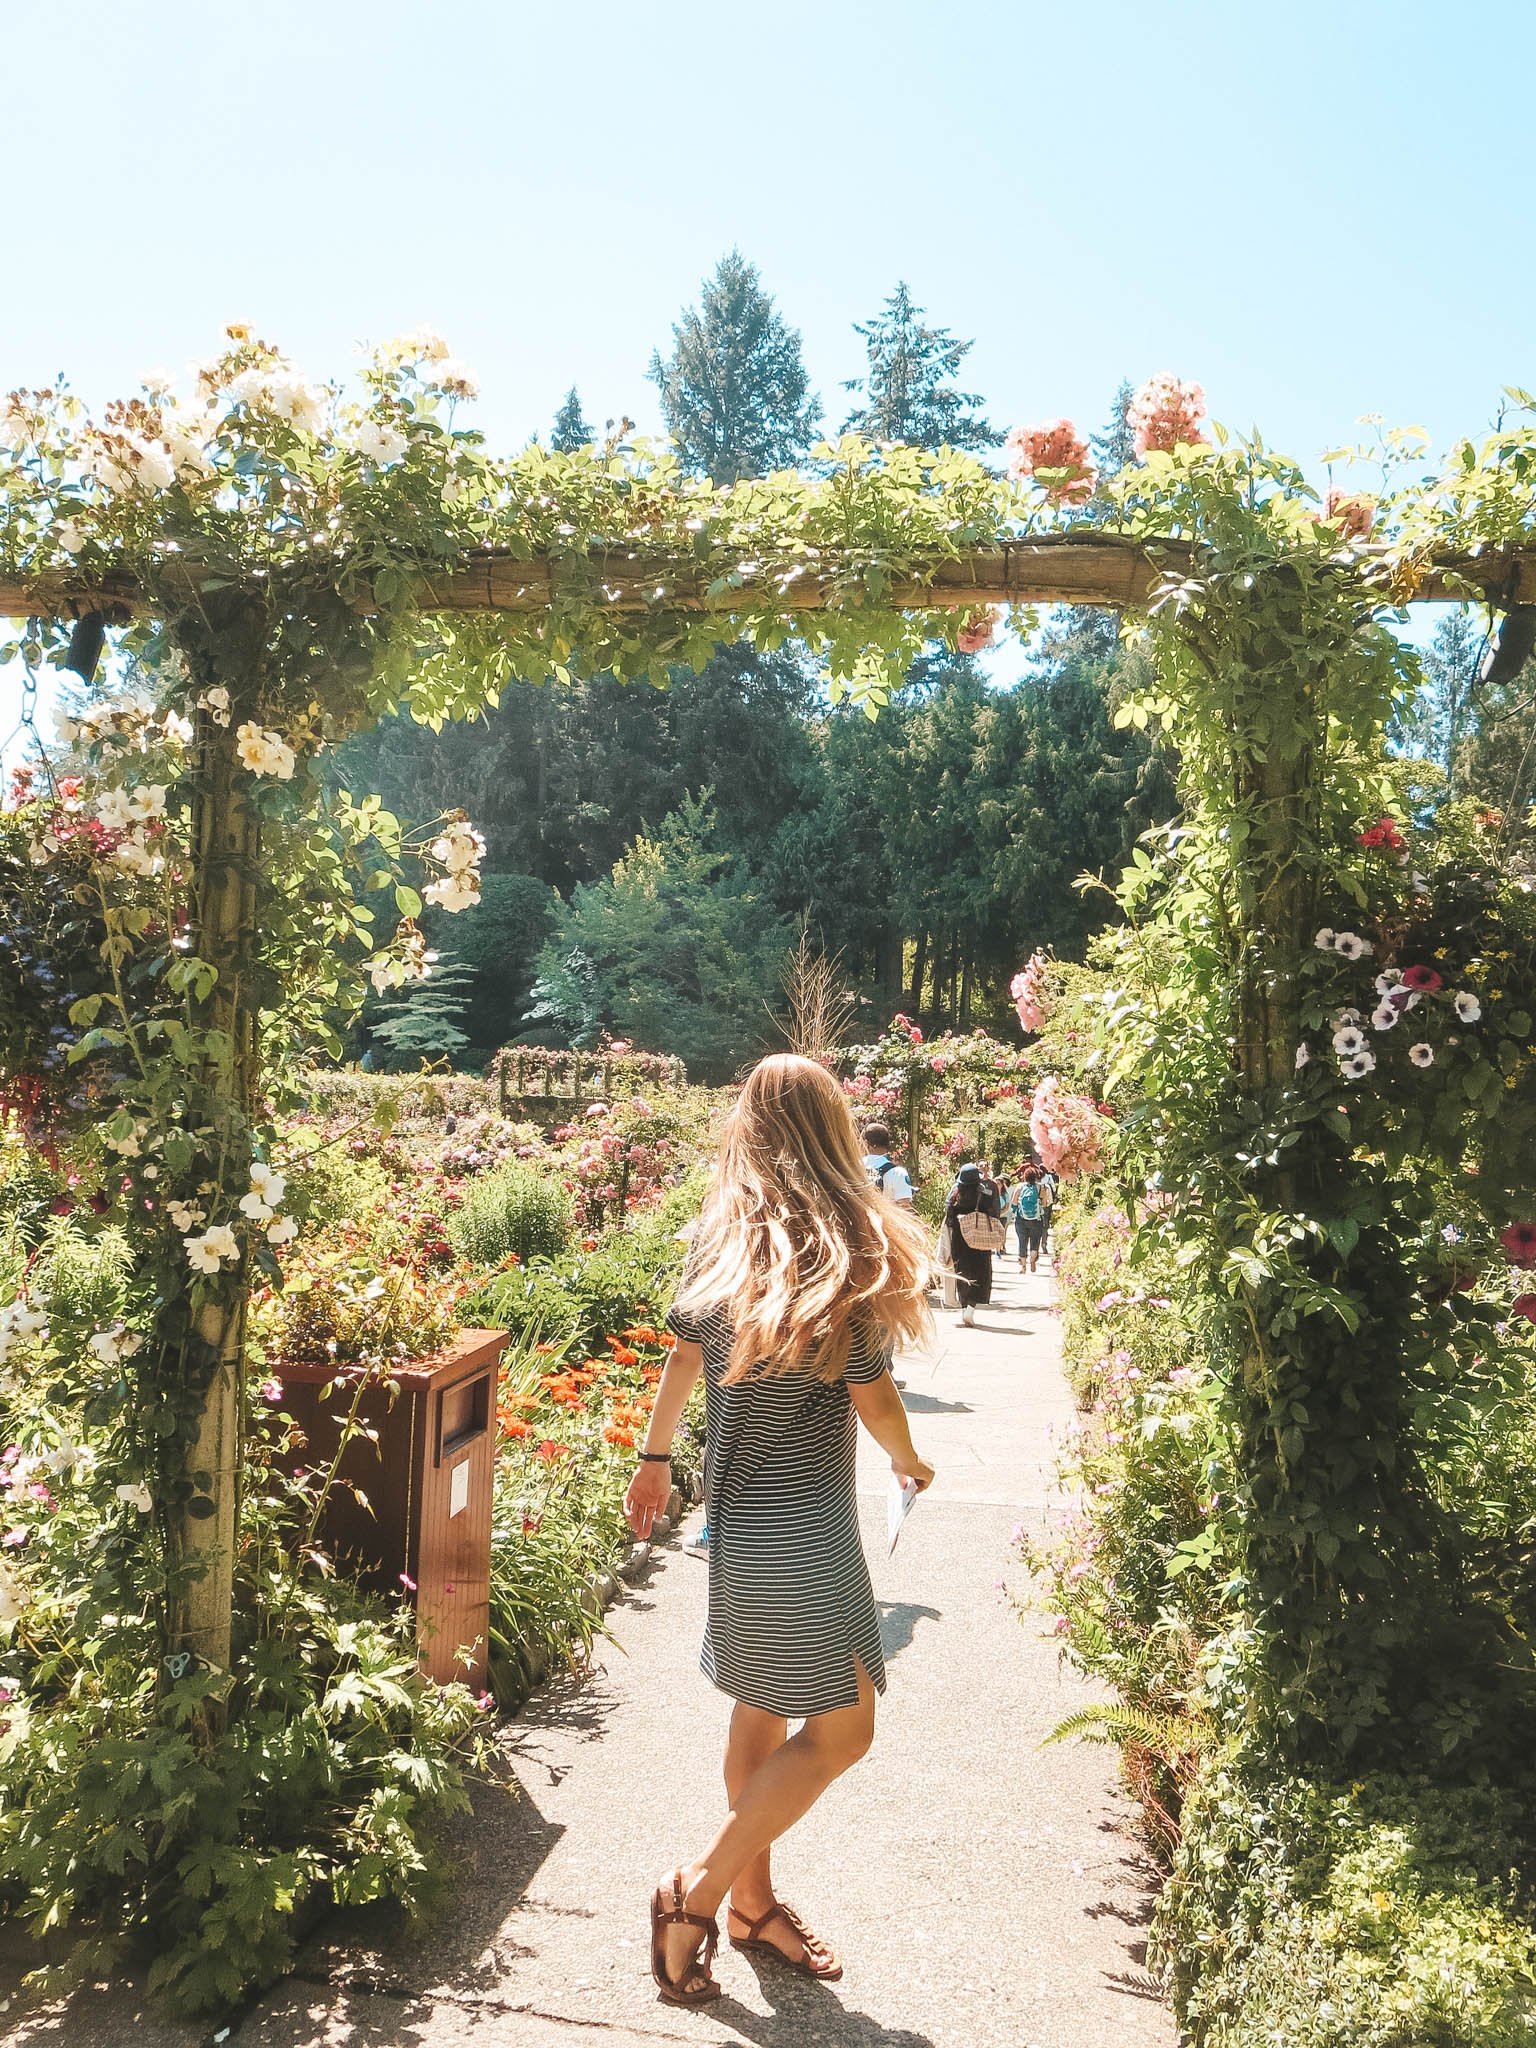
[0,1072,717,2006]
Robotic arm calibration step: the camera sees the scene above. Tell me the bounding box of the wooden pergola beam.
[2,535,1533,623]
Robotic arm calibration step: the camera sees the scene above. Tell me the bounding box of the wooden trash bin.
[277,1327,507,1688]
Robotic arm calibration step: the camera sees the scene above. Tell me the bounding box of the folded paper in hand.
[888,1473,919,1555]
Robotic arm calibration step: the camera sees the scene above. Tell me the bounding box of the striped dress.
[664,1296,891,1718]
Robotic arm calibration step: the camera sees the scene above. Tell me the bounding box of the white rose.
[354,419,409,467]
[115,1483,153,1514]
[95,788,136,831]
[423,874,480,913]
[185,1225,240,1274]
[133,441,177,493]
[113,834,160,876]
[266,1215,299,1247]
[436,358,479,400]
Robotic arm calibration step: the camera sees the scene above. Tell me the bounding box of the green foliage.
[841,282,993,452]
[0,1114,65,1254]
[0,1601,477,2014]
[29,1212,132,1327]
[0,802,111,1091]
[448,1160,574,1268]
[648,249,821,484]
[465,1198,694,1355]
[1154,1769,1536,2047]
[528,793,790,1079]
[252,1234,463,1365]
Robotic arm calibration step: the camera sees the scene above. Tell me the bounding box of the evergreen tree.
[428,871,559,1057]
[1091,378,1138,483]
[841,283,993,452]
[1393,607,1483,786]
[648,251,821,484]
[551,387,593,453]
[527,793,790,1078]
[367,953,476,1069]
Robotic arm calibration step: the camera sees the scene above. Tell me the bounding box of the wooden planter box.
[277,1327,508,1688]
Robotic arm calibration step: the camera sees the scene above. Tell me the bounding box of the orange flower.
[603,1425,636,1449]
[533,1342,559,1356]
[500,1417,533,1440]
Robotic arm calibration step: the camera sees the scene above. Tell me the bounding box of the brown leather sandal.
[728,1899,843,1980]
[650,1869,721,2006]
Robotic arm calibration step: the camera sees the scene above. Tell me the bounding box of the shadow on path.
[878,1599,942,1661]
[898,1390,971,1414]
[718,1956,937,2048]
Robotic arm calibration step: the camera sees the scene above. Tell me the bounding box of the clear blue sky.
[3,0,1526,736]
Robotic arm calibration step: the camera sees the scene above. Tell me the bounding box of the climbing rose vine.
[1029,1074,1109,1179]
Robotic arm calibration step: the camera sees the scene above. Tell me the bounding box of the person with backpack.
[860,1122,913,1204]
[1009,1166,1046,1273]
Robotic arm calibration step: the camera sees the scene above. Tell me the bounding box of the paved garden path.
[5,1259,1176,2048]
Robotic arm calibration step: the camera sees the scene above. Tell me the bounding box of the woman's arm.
[849,1373,934,1490]
[623,1337,705,1537]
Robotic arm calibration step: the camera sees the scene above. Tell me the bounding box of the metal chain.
[0,639,40,774]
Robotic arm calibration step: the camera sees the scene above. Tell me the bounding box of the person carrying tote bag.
[935,1211,959,1310]
[943,1164,1004,1326]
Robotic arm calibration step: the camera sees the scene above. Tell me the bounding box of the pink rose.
[1004,419,1097,503]
[1128,374,1208,457]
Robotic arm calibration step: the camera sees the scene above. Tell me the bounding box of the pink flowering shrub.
[1010,949,1052,1034]
[1004,418,1097,503]
[1029,1074,1110,1180]
[1127,374,1208,457]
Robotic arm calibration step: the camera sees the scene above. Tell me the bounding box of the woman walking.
[943,1163,1004,1325]
[625,1054,934,2007]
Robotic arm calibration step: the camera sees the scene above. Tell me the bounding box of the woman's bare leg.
[723,1701,786,1918]
[659,1664,874,1983]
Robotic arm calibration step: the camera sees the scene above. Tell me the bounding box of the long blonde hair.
[674,1054,933,1383]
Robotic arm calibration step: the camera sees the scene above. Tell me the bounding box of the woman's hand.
[891,1452,935,1493]
[624,1460,674,1538]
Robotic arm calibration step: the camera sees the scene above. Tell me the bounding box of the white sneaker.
[961,1305,975,1327]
